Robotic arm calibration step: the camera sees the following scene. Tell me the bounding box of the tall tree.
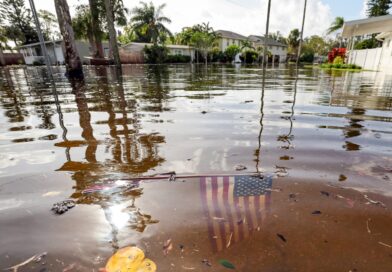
[326,17,344,34]
[104,0,121,68]
[38,9,59,40]
[88,0,104,58]
[0,0,38,45]
[72,5,95,55]
[367,0,392,17]
[54,0,83,78]
[287,28,300,55]
[130,1,172,44]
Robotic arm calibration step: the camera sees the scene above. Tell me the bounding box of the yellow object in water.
[105,247,157,272]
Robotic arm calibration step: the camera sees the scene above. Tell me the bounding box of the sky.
[25,0,368,37]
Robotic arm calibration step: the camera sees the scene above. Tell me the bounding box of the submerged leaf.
[105,247,156,272]
[219,259,235,269]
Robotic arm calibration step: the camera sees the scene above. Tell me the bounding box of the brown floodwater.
[0,64,392,271]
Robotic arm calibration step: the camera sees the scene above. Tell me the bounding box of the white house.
[19,40,110,65]
[342,15,392,73]
[216,30,248,52]
[248,35,288,63]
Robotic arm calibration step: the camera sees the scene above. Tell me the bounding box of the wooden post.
[54,0,84,78]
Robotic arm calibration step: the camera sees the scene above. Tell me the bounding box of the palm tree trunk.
[88,0,104,58]
[0,44,5,66]
[296,0,307,66]
[54,0,84,78]
[104,0,121,69]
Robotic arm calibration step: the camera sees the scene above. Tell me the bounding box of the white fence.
[348,48,382,70]
[348,46,392,73]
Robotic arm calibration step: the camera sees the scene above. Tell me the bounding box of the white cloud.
[360,0,368,18]
[26,0,333,37]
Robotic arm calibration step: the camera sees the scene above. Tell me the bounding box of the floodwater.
[0,64,392,271]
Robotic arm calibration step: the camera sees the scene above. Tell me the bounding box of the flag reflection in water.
[200,175,272,252]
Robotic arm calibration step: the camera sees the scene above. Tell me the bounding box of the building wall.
[218,37,244,52]
[379,33,392,72]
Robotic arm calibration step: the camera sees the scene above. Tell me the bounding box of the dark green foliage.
[165,54,191,63]
[367,0,392,17]
[300,51,314,63]
[224,45,240,61]
[354,38,380,49]
[143,44,169,63]
[211,50,227,62]
[242,50,259,64]
[0,0,38,45]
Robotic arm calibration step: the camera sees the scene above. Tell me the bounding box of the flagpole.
[263,0,271,68]
[28,0,54,78]
[296,0,307,67]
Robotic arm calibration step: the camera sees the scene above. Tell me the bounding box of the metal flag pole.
[28,0,54,79]
[263,0,272,68]
[296,0,307,68]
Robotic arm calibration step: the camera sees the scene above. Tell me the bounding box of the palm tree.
[54,0,83,78]
[104,0,121,68]
[130,1,172,44]
[327,17,344,35]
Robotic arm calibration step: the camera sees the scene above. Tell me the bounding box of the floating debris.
[277,233,287,242]
[339,174,347,181]
[320,191,330,197]
[312,210,322,215]
[104,247,156,272]
[4,252,47,272]
[364,195,386,208]
[378,241,392,248]
[235,164,247,171]
[218,259,235,270]
[51,200,75,215]
[163,239,173,256]
[202,259,212,267]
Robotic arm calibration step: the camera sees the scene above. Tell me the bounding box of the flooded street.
[1,64,392,271]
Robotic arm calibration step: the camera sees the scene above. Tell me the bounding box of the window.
[226,40,229,46]
[175,49,183,55]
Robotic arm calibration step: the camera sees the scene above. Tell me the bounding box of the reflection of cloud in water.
[0,198,24,211]
[0,150,56,169]
[165,148,203,173]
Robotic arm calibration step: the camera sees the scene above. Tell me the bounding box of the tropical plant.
[0,0,38,45]
[38,10,59,40]
[130,1,172,44]
[354,38,379,49]
[242,50,258,64]
[327,17,344,35]
[224,44,241,61]
[143,44,168,63]
[190,30,218,64]
[367,0,392,17]
[240,39,255,51]
[287,28,300,55]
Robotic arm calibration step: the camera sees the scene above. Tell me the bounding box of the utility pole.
[28,0,53,77]
[0,46,5,66]
[263,0,272,68]
[296,0,307,67]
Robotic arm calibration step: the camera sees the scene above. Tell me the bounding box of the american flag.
[200,174,272,252]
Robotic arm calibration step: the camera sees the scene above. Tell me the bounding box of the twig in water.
[364,195,386,208]
[378,241,392,248]
[4,252,47,272]
[366,218,371,234]
[226,232,233,248]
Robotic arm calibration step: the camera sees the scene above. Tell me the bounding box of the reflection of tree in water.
[343,107,365,151]
[54,69,165,250]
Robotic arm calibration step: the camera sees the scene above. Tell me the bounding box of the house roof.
[18,40,63,48]
[248,35,287,47]
[216,30,247,40]
[341,15,392,38]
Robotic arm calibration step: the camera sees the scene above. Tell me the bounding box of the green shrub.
[333,56,344,65]
[299,52,314,63]
[242,50,259,64]
[224,45,241,62]
[165,54,191,63]
[143,45,168,64]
